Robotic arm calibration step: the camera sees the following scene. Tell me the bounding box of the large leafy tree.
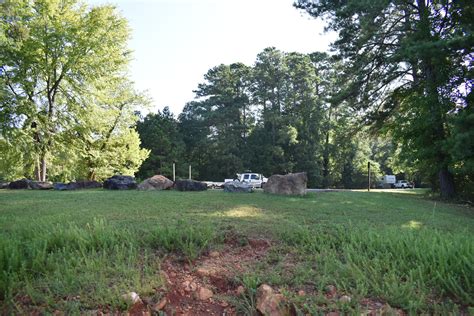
[295,0,473,198]
[1,0,147,181]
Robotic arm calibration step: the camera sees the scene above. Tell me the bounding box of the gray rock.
[54,182,78,190]
[0,182,10,189]
[223,181,253,193]
[138,175,173,190]
[54,181,102,190]
[75,180,102,189]
[28,181,53,190]
[8,179,31,189]
[103,175,137,190]
[174,179,207,191]
[263,172,307,195]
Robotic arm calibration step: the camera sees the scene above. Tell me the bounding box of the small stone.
[256,284,287,316]
[325,285,337,296]
[236,285,245,295]
[339,295,352,303]
[209,251,220,258]
[153,297,167,311]
[169,271,177,278]
[297,290,306,296]
[196,267,213,277]
[220,301,229,307]
[121,291,141,304]
[182,280,190,288]
[197,287,213,300]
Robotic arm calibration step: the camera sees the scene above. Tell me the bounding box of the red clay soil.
[154,238,271,316]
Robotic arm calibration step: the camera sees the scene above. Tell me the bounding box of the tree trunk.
[34,159,41,181]
[416,0,456,198]
[88,170,96,181]
[322,131,330,188]
[439,166,455,199]
[40,153,47,182]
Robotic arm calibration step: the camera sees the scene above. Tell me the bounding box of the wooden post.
[367,161,371,192]
[189,165,191,180]
[173,163,176,182]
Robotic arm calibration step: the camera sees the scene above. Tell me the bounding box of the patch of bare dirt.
[155,238,272,316]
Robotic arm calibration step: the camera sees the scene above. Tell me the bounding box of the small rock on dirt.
[209,251,220,258]
[256,284,287,316]
[152,297,167,311]
[196,267,214,277]
[197,287,213,300]
[297,290,306,296]
[220,301,229,307]
[339,295,351,303]
[236,285,245,295]
[122,291,141,304]
[325,285,337,296]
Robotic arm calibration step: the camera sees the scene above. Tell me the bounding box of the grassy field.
[0,189,473,314]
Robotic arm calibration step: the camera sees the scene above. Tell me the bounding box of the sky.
[88,0,336,115]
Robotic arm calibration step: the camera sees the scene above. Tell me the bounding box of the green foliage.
[450,103,474,200]
[280,224,473,310]
[295,0,474,198]
[136,107,185,179]
[175,48,382,187]
[0,218,160,313]
[0,0,148,182]
[148,220,218,262]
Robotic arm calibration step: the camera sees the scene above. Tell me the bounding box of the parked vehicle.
[377,175,396,188]
[393,180,413,189]
[225,173,268,188]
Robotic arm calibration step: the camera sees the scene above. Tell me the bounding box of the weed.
[148,220,219,262]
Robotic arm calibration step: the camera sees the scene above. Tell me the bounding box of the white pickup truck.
[225,173,268,188]
[393,180,413,189]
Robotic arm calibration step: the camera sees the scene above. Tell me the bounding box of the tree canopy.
[138,48,389,189]
[295,0,474,198]
[0,0,148,181]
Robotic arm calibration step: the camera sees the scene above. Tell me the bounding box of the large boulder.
[8,179,31,189]
[0,182,10,189]
[263,172,307,195]
[174,179,207,191]
[53,182,79,190]
[224,181,253,193]
[103,175,137,190]
[54,181,102,190]
[28,181,53,190]
[138,175,173,191]
[8,179,54,190]
[75,180,102,189]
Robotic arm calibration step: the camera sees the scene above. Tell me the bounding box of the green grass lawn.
[0,189,473,314]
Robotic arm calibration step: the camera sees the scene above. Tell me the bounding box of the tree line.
[1,0,472,199]
[137,48,397,189]
[138,0,474,199]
